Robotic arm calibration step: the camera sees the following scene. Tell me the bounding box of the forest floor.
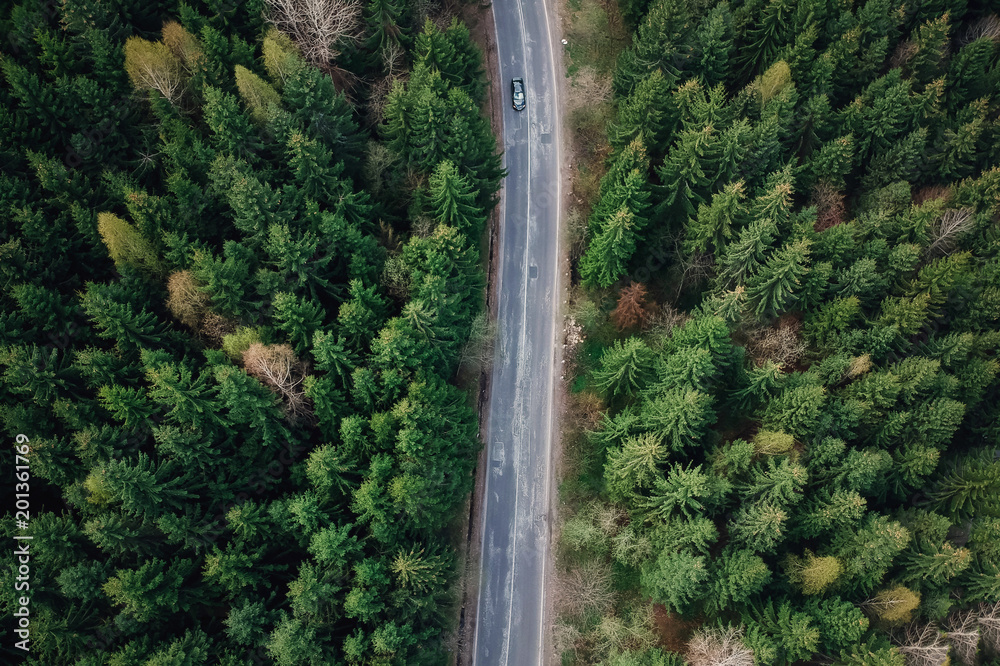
[452,0,504,663]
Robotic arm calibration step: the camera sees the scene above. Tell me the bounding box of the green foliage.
[640,550,708,615]
[745,600,820,665]
[593,337,656,398]
[0,6,500,663]
[234,64,280,124]
[97,212,165,276]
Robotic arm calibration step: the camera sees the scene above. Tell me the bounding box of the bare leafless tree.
[686,625,755,666]
[743,316,806,369]
[945,609,980,666]
[959,14,1000,46]
[926,208,975,257]
[265,0,363,71]
[553,560,614,621]
[459,312,497,372]
[552,621,583,661]
[810,181,847,232]
[382,39,406,79]
[891,622,950,666]
[675,247,715,300]
[566,66,612,112]
[890,39,919,69]
[242,343,311,420]
[123,36,185,106]
[979,601,1000,656]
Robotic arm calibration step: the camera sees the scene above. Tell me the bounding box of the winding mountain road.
[471,0,563,662]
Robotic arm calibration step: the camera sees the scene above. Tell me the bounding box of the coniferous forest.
[0,0,501,663]
[562,0,1000,664]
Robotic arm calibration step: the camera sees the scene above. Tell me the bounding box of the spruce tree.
[428,160,486,235]
[580,207,640,288]
[592,337,656,398]
[745,237,811,319]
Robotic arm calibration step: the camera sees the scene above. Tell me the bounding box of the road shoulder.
[454,1,504,663]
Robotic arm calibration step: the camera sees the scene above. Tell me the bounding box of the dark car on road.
[512,78,525,111]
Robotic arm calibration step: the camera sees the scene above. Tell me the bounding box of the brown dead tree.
[611,282,653,331]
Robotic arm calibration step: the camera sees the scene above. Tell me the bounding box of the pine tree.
[281,64,364,174]
[656,124,722,222]
[740,456,808,507]
[266,614,329,666]
[862,127,928,190]
[641,387,715,451]
[414,19,485,104]
[784,550,843,594]
[79,283,171,352]
[692,3,734,88]
[262,27,304,86]
[804,133,854,191]
[590,159,652,239]
[640,550,708,615]
[926,449,1000,521]
[608,69,670,156]
[97,212,164,276]
[746,600,820,664]
[833,514,911,592]
[736,0,796,80]
[932,101,987,180]
[651,464,728,521]
[102,558,198,623]
[612,0,693,96]
[746,238,811,319]
[225,599,277,648]
[284,130,343,203]
[905,13,951,85]
[272,291,326,354]
[946,37,998,112]
[605,433,669,501]
[337,279,390,353]
[729,501,788,553]
[365,0,409,60]
[706,547,771,613]
[684,180,746,258]
[190,244,255,318]
[716,218,778,290]
[391,547,451,593]
[592,337,656,398]
[234,65,281,124]
[428,160,486,235]
[805,597,869,654]
[580,207,640,288]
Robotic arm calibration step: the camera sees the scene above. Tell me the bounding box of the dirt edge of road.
[544,1,570,663]
[454,1,504,664]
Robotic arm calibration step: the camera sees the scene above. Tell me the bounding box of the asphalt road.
[471,0,562,662]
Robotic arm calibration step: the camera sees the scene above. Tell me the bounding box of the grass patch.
[562,0,629,77]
